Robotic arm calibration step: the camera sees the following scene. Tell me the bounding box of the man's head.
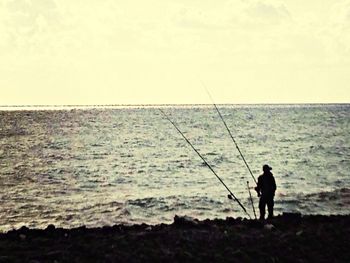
[263,164,272,172]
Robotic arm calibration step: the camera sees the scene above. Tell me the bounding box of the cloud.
[1,0,350,104]
[329,0,350,25]
[243,1,291,26]
[171,0,292,30]
[0,0,64,56]
[327,0,350,59]
[0,0,294,58]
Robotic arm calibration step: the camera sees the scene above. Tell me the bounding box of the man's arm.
[272,176,277,193]
[255,176,262,196]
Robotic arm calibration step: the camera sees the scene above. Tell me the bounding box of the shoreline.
[1,213,349,262]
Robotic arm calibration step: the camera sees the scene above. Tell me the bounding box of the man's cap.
[263,164,272,171]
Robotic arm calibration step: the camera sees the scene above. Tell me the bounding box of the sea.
[0,104,349,232]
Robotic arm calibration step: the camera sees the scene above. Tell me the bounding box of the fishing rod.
[203,85,257,185]
[159,108,250,218]
[201,83,257,218]
[247,181,257,219]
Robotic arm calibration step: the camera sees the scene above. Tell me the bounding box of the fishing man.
[255,164,277,220]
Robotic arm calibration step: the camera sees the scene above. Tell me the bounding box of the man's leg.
[267,196,274,219]
[259,196,266,220]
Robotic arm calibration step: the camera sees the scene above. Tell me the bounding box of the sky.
[0,0,350,105]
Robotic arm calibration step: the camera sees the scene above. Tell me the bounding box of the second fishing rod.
[202,83,257,219]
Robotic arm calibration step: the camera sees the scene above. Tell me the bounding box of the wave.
[304,188,350,202]
[276,188,350,214]
[0,130,28,138]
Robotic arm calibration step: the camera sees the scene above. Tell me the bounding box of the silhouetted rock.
[173,215,199,226]
[46,224,56,232]
[18,226,29,233]
[282,212,302,220]
[0,214,349,262]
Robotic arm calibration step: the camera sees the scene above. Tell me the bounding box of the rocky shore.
[0,213,349,263]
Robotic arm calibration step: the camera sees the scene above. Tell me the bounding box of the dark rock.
[75,226,86,232]
[246,219,264,228]
[101,225,113,234]
[46,224,56,232]
[282,212,302,220]
[0,256,12,263]
[0,214,349,262]
[173,215,199,226]
[18,226,29,233]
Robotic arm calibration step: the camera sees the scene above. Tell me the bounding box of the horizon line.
[1,102,349,108]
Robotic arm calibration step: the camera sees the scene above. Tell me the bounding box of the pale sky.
[0,0,349,105]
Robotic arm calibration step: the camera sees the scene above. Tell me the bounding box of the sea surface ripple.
[0,104,349,231]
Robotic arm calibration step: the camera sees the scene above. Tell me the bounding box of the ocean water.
[0,104,349,232]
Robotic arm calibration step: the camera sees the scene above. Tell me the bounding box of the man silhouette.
[255,164,277,220]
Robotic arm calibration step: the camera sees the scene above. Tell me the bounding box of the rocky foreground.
[0,213,349,263]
